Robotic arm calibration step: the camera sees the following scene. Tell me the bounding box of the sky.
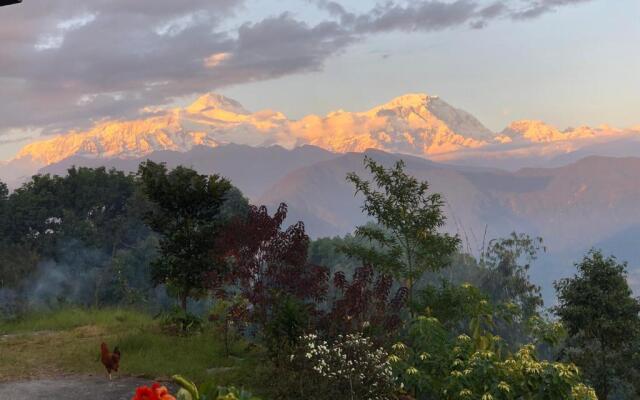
[0,0,638,160]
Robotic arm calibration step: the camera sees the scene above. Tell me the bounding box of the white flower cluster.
[293,333,395,400]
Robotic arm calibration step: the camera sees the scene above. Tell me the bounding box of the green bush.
[159,307,204,335]
[263,295,310,355]
[391,315,597,400]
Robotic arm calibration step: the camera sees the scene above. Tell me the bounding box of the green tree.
[308,235,361,277]
[0,168,156,308]
[138,160,232,312]
[554,250,640,399]
[344,156,460,313]
[481,233,544,318]
[477,233,546,349]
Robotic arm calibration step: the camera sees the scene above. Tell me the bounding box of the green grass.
[0,308,258,386]
[0,307,151,335]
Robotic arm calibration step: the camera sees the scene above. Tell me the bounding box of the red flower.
[132,385,158,400]
[132,383,176,400]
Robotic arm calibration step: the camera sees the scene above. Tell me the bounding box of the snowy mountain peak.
[501,120,564,143]
[497,120,617,144]
[186,93,249,115]
[377,93,434,110]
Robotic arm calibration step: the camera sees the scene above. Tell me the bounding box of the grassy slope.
[0,308,257,386]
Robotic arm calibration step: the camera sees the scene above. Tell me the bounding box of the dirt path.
[0,376,175,400]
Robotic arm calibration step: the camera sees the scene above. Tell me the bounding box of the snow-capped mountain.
[4,92,640,187]
[292,93,493,155]
[496,120,621,144]
[10,93,495,167]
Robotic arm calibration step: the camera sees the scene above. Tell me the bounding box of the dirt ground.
[0,376,176,400]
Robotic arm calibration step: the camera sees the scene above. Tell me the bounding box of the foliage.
[279,332,396,400]
[413,233,548,351]
[209,296,249,356]
[0,243,39,290]
[554,249,640,399]
[3,167,144,253]
[480,233,544,323]
[263,295,310,356]
[322,264,407,342]
[159,307,205,336]
[214,386,260,400]
[417,282,495,336]
[344,156,460,311]
[391,315,597,400]
[139,160,233,312]
[308,235,362,276]
[172,375,260,400]
[0,167,163,315]
[215,203,328,329]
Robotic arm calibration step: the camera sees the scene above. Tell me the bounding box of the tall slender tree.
[344,156,459,313]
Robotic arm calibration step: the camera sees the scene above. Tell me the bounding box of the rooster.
[100,342,121,380]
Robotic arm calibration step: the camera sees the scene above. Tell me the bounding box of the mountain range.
[4,92,640,187]
[2,92,640,299]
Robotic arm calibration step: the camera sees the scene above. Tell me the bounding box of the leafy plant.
[391,315,597,400]
[282,332,396,400]
[322,264,407,342]
[158,307,204,336]
[172,375,260,400]
[554,250,640,399]
[344,156,460,314]
[209,296,249,356]
[215,203,329,329]
[480,233,545,327]
[264,295,310,356]
[139,160,233,312]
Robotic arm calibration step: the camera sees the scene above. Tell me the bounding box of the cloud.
[511,0,595,20]
[0,0,598,139]
[204,52,233,68]
[352,1,480,33]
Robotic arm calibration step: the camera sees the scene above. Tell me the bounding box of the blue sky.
[0,0,638,159]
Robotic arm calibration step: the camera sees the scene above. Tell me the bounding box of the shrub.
[158,307,204,335]
[321,264,407,343]
[390,315,597,400]
[263,295,310,357]
[280,332,396,400]
[209,296,249,356]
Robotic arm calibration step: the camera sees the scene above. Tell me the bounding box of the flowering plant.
[286,332,396,400]
[132,383,177,400]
